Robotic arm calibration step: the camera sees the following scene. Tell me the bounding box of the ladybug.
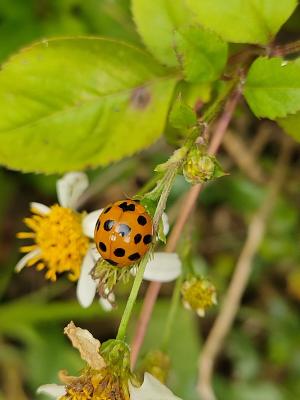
[94,200,153,267]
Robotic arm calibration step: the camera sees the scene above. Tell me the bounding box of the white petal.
[82,209,103,238]
[56,172,89,209]
[99,297,113,312]
[30,202,50,215]
[15,248,41,272]
[89,245,101,261]
[76,249,97,308]
[143,253,182,282]
[129,373,182,400]
[162,213,170,236]
[37,384,66,399]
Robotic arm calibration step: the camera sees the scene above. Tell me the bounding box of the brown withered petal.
[64,321,106,370]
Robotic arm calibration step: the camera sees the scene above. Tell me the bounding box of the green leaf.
[244,57,300,119]
[175,25,228,83]
[187,0,297,44]
[277,112,300,142]
[0,38,177,173]
[131,0,192,66]
[169,95,197,129]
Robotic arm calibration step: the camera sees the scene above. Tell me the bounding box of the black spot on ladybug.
[116,224,131,237]
[104,206,112,214]
[95,219,100,231]
[134,233,142,244]
[143,234,152,244]
[114,248,125,257]
[130,86,151,109]
[99,242,106,252]
[104,220,115,231]
[128,252,141,261]
[119,201,135,212]
[137,215,147,226]
[105,258,118,266]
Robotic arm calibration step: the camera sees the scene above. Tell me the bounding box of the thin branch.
[197,139,293,400]
[271,39,300,57]
[249,122,273,157]
[222,129,266,184]
[130,89,241,368]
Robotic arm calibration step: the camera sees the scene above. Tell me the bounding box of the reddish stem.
[130,89,241,368]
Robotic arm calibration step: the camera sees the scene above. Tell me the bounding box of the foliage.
[0,1,299,400]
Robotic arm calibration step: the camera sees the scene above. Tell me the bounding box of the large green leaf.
[0,38,177,173]
[187,0,297,44]
[277,112,300,142]
[244,57,300,119]
[175,25,228,84]
[131,0,192,66]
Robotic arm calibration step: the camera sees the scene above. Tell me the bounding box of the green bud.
[141,350,171,384]
[183,146,226,184]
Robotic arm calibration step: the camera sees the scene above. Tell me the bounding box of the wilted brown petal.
[64,321,106,370]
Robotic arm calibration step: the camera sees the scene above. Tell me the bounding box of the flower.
[16,172,182,309]
[37,322,182,400]
[16,172,102,307]
[181,277,217,317]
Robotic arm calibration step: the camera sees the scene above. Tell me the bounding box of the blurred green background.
[0,1,299,400]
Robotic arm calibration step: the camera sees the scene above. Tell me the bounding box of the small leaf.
[131,0,192,66]
[0,38,177,173]
[244,57,300,119]
[169,95,197,130]
[187,0,297,44]
[175,25,228,84]
[277,112,300,142]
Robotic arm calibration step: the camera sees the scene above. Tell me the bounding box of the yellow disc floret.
[17,204,89,281]
[59,368,130,400]
[181,277,217,317]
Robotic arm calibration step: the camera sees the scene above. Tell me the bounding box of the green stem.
[161,274,183,350]
[201,79,237,125]
[116,163,180,341]
[152,166,180,231]
[116,255,149,341]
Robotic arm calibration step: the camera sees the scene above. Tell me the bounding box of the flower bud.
[183,146,225,184]
[142,350,171,384]
[181,277,217,317]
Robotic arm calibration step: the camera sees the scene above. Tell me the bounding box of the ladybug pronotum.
[94,200,153,267]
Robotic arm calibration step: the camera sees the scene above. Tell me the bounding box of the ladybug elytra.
[94,200,153,267]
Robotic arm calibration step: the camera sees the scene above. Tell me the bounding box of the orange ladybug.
[94,200,153,267]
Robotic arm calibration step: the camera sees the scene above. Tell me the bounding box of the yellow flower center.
[18,204,89,281]
[181,277,217,316]
[59,369,129,400]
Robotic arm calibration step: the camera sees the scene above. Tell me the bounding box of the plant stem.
[161,274,183,351]
[130,88,242,367]
[271,39,300,57]
[116,159,180,341]
[152,166,179,231]
[116,255,149,341]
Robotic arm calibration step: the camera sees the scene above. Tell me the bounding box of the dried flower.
[37,322,182,400]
